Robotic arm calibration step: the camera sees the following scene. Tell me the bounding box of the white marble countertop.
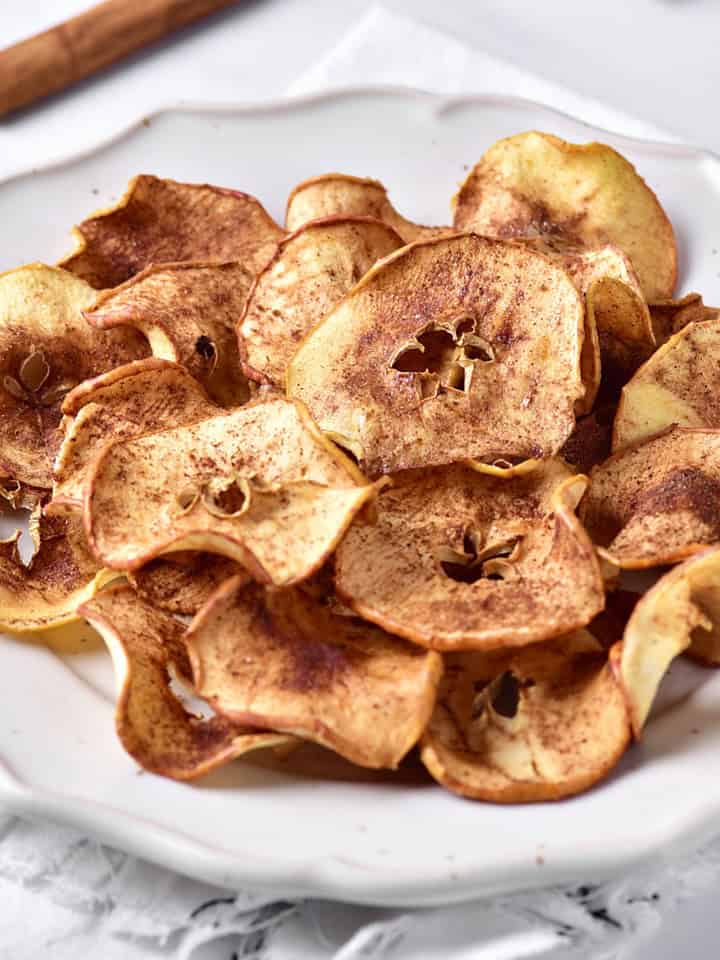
[2,2,720,958]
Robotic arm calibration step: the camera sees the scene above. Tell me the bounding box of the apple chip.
[650,292,719,344]
[0,512,113,633]
[186,575,442,768]
[420,631,630,802]
[51,359,219,515]
[453,131,677,301]
[613,320,720,451]
[0,264,148,491]
[129,553,241,615]
[560,405,614,474]
[238,217,403,387]
[285,173,448,242]
[60,175,284,289]
[620,547,720,737]
[288,234,586,475]
[86,397,376,584]
[582,426,720,568]
[335,460,604,650]
[86,262,253,405]
[78,586,293,780]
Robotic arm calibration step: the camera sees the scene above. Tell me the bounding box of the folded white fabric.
[0,7,704,960]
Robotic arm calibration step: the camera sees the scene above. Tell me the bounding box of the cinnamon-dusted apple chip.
[285,173,449,242]
[86,397,377,584]
[60,175,284,290]
[613,320,720,451]
[79,585,293,780]
[335,460,604,650]
[420,631,630,802]
[288,235,586,475]
[0,512,114,633]
[453,131,677,301]
[582,426,720,568]
[129,553,241,615]
[51,359,218,515]
[238,217,403,388]
[650,292,719,345]
[0,264,148,491]
[619,547,720,736]
[86,262,254,405]
[186,575,442,768]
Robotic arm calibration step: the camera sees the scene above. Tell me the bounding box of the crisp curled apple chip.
[78,585,293,780]
[60,175,284,289]
[0,512,114,633]
[420,631,629,802]
[453,131,677,301]
[335,460,604,650]
[650,292,719,344]
[86,262,253,406]
[613,320,720,451]
[288,235,586,475]
[238,216,403,388]
[620,547,720,737]
[51,359,218,515]
[0,264,148,491]
[86,397,376,584]
[582,426,720,568]
[185,575,442,768]
[129,553,241,615]
[285,173,449,242]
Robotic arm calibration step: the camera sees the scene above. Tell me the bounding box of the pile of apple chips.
[3,132,720,802]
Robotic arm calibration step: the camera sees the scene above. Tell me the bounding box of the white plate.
[2,89,720,908]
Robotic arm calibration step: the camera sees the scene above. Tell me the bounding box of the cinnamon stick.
[0,0,242,117]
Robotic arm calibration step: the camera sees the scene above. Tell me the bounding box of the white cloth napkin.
[0,7,706,960]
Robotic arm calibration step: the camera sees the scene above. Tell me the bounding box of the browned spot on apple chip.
[238,216,403,388]
[620,547,720,735]
[85,397,377,585]
[78,585,293,780]
[0,265,148,491]
[129,553,241,615]
[335,460,604,650]
[453,131,677,301]
[60,175,284,289]
[186,575,442,769]
[613,319,720,451]
[50,359,218,515]
[288,235,585,475]
[0,511,115,633]
[420,631,630,802]
[650,292,719,345]
[86,262,254,406]
[582,426,720,568]
[285,173,449,243]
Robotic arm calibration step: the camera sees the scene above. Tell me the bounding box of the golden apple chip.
[60,175,284,289]
[186,575,443,768]
[420,631,630,802]
[582,426,720,568]
[335,460,604,650]
[453,131,677,301]
[0,512,114,633]
[288,234,586,475]
[285,173,449,242]
[129,553,241,615]
[613,319,720,451]
[86,262,253,405]
[79,585,293,780]
[85,397,376,584]
[51,359,219,515]
[238,216,403,388]
[650,292,719,344]
[0,264,148,491]
[619,547,720,736]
